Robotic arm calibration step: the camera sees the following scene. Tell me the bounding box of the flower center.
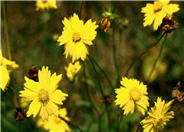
[38,89,49,103]
[54,116,61,124]
[154,2,163,13]
[72,33,81,42]
[153,116,163,128]
[130,89,141,101]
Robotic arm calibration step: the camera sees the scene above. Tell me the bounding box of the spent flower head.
[115,77,149,115]
[141,0,180,30]
[141,97,174,132]
[19,66,68,120]
[57,13,98,62]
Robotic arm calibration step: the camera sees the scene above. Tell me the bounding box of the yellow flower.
[37,108,70,132]
[115,77,149,115]
[141,97,174,132]
[141,0,180,30]
[0,53,19,91]
[65,61,81,81]
[36,0,57,11]
[19,66,68,120]
[58,13,98,62]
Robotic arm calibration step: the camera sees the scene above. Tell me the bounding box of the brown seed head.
[100,17,111,32]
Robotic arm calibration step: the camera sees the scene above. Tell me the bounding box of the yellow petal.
[0,66,10,91]
[50,90,68,104]
[49,73,62,92]
[24,76,39,92]
[27,98,41,117]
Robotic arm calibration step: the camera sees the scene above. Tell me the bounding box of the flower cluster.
[1,1,182,132]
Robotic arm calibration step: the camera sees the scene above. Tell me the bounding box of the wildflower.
[37,108,70,132]
[58,13,98,62]
[115,77,149,115]
[65,61,81,81]
[19,66,68,120]
[141,97,174,132]
[36,0,57,11]
[141,0,180,30]
[0,52,19,91]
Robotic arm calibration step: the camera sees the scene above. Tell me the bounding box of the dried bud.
[100,17,111,32]
[172,82,184,102]
[27,65,38,82]
[104,95,113,105]
[161,16,179,33]
[14,108,27,121]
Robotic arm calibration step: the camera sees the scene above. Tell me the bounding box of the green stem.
[136,103,148,113]
[2,1,12,60]
[59,116,84,132]
[136,123,141,132]
[147,34,168,81]
[124,32,166,77]
[112,27,120,88]
[88,55,115,98]
[82,61,99,115]
[87,55,111,131]
[88,56,105,97]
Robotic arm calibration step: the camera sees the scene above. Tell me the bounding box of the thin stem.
[59,116,84,132]
[147,34,168,81]
[124,32,166,77]
[2,1,12,60]
[136,123,141,132]
[112,27,120,88]
[79,1,86,20]
[88,56,105,97]
[82,61,99,115]
[87,55,111,131]
[89,55,115,98]
[136,103,148,113]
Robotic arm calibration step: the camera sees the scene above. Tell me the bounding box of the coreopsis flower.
[36,0,57,11]
[141,0,180,30]
[0,52,19,91]
[65,61,81,81]
[19,66,68,120]
[38,108,70,132]
[141,97,174,132]
[115,77,149,115]
[58,13,98,62]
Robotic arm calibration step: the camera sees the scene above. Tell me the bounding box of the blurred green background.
[1,1,184,132]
